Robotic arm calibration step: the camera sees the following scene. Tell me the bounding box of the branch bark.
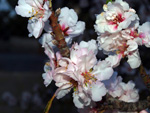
[49,11,70,58]
[96,94,150,112]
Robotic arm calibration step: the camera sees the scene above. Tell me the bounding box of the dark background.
[0,0,150,113]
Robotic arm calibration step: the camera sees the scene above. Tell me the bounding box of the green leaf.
[106,0,113,4]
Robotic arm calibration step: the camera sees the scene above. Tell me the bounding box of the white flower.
[42,44,61,87]
[94,0,139,34]
[15,0,51,38]
[119,81,139,102]
[103,72,124,98]
[138,22,150,47]
[44,7,85,44]
[97,29,141,69]
[53,40,113,108]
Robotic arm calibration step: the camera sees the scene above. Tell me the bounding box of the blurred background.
[0,0,150,113]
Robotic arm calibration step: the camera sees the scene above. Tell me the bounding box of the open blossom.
[44,7,85,44]
[61,40,114,108]
[15,0,51,38]
[94,0,139,34]
[97,28,141,69]
[104,72,139,102]
[138,22,150,47]
[42,44,61,87]
[45,40,114,108]
[119,81,139,102]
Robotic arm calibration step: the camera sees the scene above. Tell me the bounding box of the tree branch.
[96,94,150,112]
[49,11,70,58]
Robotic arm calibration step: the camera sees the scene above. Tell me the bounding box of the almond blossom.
[42,44,61,87]
[103,72,139,102]
[94,0,139,34]
[97,29,141,68]
[44,40,114,108]
[138,22,150,47]
[56,40,114,108]
[15,0,51,38]
[44,7,85,45]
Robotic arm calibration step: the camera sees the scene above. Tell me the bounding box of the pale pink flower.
[53,40,114,108]
[138,22,150,47]
[15,0,51,38]
[44,7,85,44]
[42,44,61,87]
[119,81,139,102]
[103,72,124,98]
[97,29,141,68]
[94,0,139,34]
[103,72,139,102]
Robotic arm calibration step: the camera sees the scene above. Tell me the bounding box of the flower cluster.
[15,0,150,112]
[43,40,115,108]
[94,0,150,69]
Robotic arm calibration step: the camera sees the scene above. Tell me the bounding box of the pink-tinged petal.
[77,51,97,72]
[79,40,98,54]
[90,81,107,101]
[138,22,150,47]
[105,55,122,68]
[92,61,113,81]
[127,51,141,69]
[44,44,55,60]
[56,52,62,61]
[42,71,53,87]
[127,40,138,52]
[119,81,139,102]
[109,86,124,98]
[56,88,71,99]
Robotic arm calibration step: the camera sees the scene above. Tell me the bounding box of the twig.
[49,11,70,58]
[96,94,150,112]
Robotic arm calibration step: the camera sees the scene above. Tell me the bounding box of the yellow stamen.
[49,0,52,8]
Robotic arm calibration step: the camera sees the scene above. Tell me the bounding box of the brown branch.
[49,11,70,58]
[96,94,150,112]
[140,65,150,90]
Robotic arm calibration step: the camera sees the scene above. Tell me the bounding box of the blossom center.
[29,8,44,20]
[116,42,128,57]
[109,14,125,28]
[81,71,97,85]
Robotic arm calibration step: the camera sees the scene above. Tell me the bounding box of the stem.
[49,11,70,58]
[43,94,56,113]
[97,94,150,112]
